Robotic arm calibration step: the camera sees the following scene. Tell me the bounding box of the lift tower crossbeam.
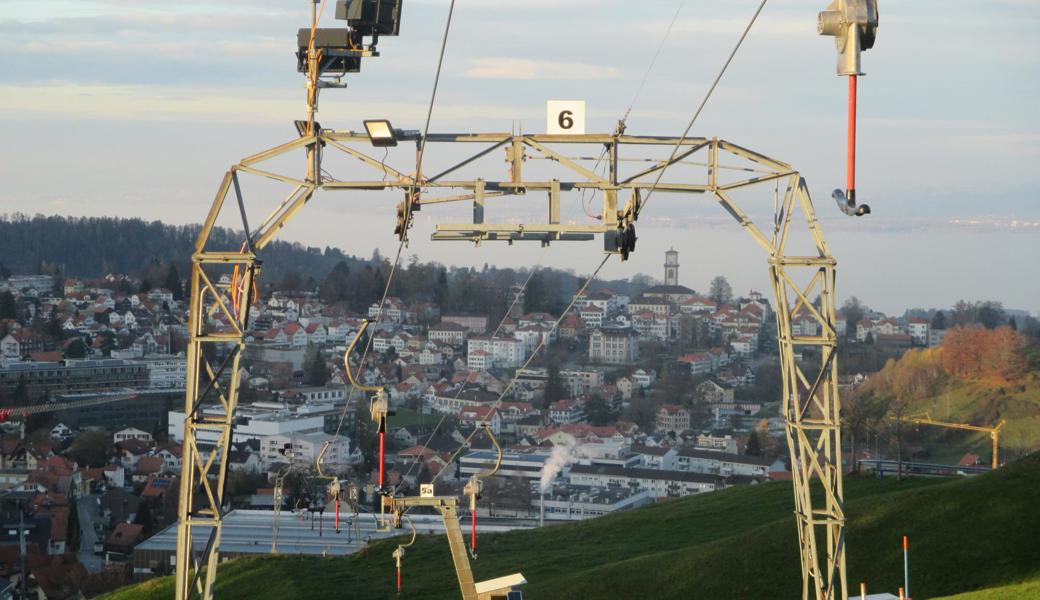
[175,128,849,600]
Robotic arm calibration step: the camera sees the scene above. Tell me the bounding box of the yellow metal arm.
[383,494,478,600]
[343,320,383,394]
[907,414,1006,469]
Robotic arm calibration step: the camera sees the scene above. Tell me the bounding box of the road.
[76,494,104,572]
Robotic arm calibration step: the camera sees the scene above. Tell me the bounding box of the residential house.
[631,369,656,389]
[548,400,584,425]
[696,379,734,404]
[457,406,501,436]
[677,352,713,376]
[656,404,690,436]
[907,318,929,346]
[113,427,153,444]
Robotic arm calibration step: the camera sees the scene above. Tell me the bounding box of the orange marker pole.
[903,535,911,599]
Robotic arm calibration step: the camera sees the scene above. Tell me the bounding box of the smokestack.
[539,492,545,527]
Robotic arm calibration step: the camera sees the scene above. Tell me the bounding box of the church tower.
[664,248,679,286]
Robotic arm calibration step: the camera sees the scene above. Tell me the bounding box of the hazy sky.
[1,0,1037,314]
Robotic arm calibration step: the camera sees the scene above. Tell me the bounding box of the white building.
[907,318,930,346]
[114,427,154,444]
[675,449,774,478]
[459,449,551,482]
[630,445,678,470]
[280,386,346,404]
[467,350,494,371]
[260,431,356,470]
[631,311,669,342]
[578,305,605,328]
[428,322,468,346]
[50,423,72,441]
[568,464,723,497]
[168,402,325,444]
[534,485,654,521]
[694,433,738,454]
[141,354,187,389]
[514,324,553,354]
[560,369,603,396]
[467,336,526,368]
[729,336,755,358]
[631,369,656,389]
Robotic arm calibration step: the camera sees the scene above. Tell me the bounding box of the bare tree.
[709,276,733,306]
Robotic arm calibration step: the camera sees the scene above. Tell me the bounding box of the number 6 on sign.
[546,100,585,135]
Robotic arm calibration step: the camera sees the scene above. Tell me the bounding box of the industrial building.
[0,359,148,396]
[131,509,529,577]
[568,464,739,498]
[534,485,654,521]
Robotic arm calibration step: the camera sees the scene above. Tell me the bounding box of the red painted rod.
[847,74,857,196]
[471,510,477,552]
[335,498,340,531]
[397,566,402,592]
[378,429,385,488]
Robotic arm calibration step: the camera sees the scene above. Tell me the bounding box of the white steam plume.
[539,435,577,494]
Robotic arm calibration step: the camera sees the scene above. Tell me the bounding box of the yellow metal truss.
[175,131,848,600]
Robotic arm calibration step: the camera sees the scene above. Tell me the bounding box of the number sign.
[546,100,586,135]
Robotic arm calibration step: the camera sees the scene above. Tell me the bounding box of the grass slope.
[543,455,1040,599]
[936,575,1040,600]
[103,455,1039,599]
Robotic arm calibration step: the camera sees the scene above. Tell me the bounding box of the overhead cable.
[640,0,769,212]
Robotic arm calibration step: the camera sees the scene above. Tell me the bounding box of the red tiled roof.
[135,455,164,475]
[106,522,144,547]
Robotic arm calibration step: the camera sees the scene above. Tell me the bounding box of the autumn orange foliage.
[941,326,1028,382]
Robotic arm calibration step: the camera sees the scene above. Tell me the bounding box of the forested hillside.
[0,213,368,286]
[0,214,647,318]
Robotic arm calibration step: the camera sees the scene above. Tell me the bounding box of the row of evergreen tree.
[0,214,650,318]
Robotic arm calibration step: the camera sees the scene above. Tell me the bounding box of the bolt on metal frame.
[175,128,848,600]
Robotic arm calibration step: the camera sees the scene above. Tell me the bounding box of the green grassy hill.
[104,454,1040,600]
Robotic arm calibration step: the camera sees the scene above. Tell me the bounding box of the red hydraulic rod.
[846,74,858,199]
[378,427,386,488]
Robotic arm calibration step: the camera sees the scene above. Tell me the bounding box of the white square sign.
[546,100,586,135]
